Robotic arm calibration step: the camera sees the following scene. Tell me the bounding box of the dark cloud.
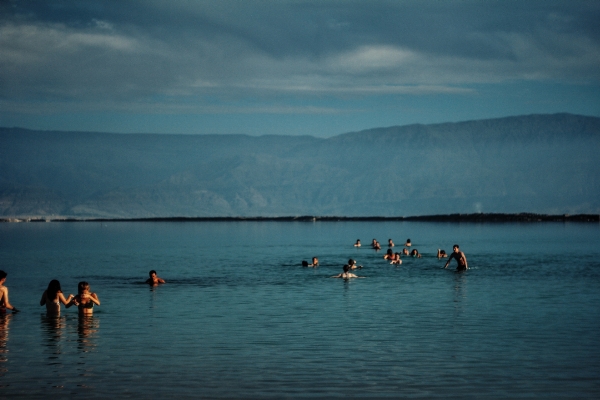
[1,0,599,121]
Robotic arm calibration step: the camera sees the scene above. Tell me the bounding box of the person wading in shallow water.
[444,245,468,271]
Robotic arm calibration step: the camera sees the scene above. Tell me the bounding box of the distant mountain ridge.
[1,113,599,218]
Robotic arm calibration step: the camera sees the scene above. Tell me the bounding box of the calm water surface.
[0,221,599,398]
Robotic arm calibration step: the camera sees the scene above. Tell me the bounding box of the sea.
[0,220,599,399]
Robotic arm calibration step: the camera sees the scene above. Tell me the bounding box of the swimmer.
[410,249,422,258]
[388,239,394,247]
[402,248,410,256]
[40,279,74,315]
[405,239,412,247]
[444,245,468,271]
[383,248,394,260]
[331,265,362,279]
[348,259,362,269]
[354,239,361,247]
[0,271,19,313]
[67,281,100,315]
[146,270,166,285]
[390,253,402,265]
[374,241,381,251]
[309,257,319,267]
[371,239,378,248]
[437,249,448,258]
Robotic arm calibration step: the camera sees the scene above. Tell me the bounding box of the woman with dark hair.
[67,282,100,315]
[40,280,74,315]
[410,249,422,258]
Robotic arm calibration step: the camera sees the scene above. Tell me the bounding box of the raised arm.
[58,292,75,306]
[89,293,101,306]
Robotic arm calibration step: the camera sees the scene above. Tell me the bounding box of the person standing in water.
[444,245,468,271]
[331,265,362,279]
[0,271,18,313]
[146,270,166,285]
[40,280,74,315]
[67,282,100,315]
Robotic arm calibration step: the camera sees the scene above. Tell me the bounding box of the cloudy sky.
[1,0,599,136]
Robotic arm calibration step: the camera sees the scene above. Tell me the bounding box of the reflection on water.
[77,314,99,353]
[0,313,11,380]
[40,314,67,364]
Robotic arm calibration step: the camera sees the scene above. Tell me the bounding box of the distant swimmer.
[444,245,468,271]
[348,259,362,269]
[437,249,448,259]
[410,249,422,258]
[402,248,410,256]
[331,265,362,279]
[374,241,381,251]
[40,279,75,315]
[0,271,19,313]
[302,258,319,267]
[388,239,394,247]
[354,239,361,247]
[405,239,412,247]
[371,239,378,248]
[390,253,402,265]
[67,281,100,315]
[146,270,166,285]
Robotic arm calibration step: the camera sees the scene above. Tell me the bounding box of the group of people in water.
[1,241,469,313]
[0,269,166,316]
[304,239,468,279]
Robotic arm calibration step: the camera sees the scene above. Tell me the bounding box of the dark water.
[0,221,599,398]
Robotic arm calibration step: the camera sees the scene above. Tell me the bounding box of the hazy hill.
[1,113,599,218]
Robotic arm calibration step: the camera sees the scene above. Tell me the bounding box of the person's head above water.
[453,244,460,252]
[47,279,62,298]
[78,281,90,294]
[149,270,157,277]
[343,264,350,272]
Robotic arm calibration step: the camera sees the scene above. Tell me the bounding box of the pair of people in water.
[301,258,319,267]
[40,280,100,315]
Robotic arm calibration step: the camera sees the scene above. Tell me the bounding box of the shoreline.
[1,213,598,223]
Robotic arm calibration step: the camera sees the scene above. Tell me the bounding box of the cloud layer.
[1,0,599,133]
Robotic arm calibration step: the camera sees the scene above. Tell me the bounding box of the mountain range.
[1,113,599,218]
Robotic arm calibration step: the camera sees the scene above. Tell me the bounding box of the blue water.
[0,221,599,398]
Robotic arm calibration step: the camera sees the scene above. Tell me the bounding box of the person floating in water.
[146,270,166,285]
[354,239,361,247]
[67,281,100,315]
[0,271,19,313]
[437,249,448,258]
[348,259,362,269]
[302,258,319,267]
[371,239,378,248]
[388,239,394,247]
[444,245,468,271]
[410,249,422,258]
[373,241,381,251]
[390,252,402,265]
[40,279,74,315]
[405,239,412,247]
[331,265,362,279]
[383,248,394,260]
[402,247,410,256]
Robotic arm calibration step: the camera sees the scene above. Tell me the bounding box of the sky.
[1,0,599,137]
